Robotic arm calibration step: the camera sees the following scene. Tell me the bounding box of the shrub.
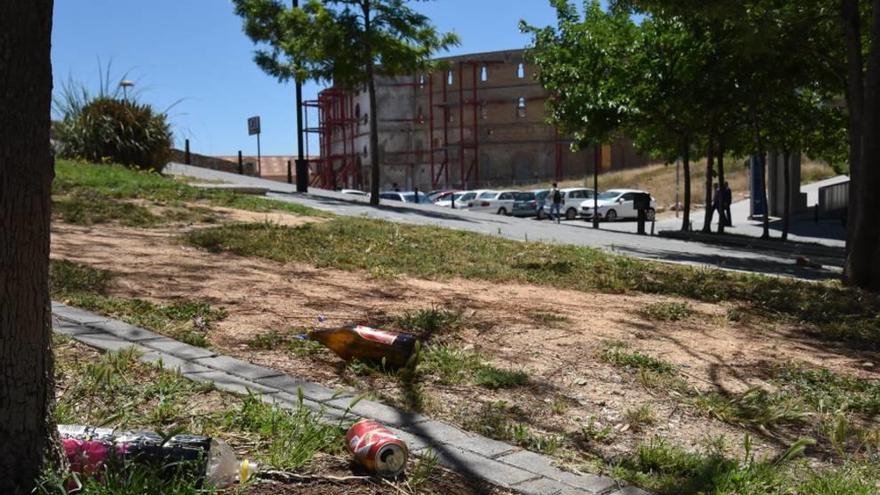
[55,96,172,171]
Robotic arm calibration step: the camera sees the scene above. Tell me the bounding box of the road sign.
[247,116,261,136]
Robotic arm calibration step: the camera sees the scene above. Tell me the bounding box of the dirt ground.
[51,218,880,466]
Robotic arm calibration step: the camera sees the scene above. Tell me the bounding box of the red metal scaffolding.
[304,89,361,190]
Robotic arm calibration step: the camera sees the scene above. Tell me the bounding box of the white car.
[467,190,519,215]
[340,189,368,196]
[580,189,656,221]
[539,187,595,220]
[444,189,490,210]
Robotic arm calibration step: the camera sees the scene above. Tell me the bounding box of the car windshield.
[401,193,429,203]
[460,193,475,201]
[534,190,549,201]
[514,192,535,201]
[478,192,498,199]
[598,191,623,200]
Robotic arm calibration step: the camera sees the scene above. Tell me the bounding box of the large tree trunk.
[842,0,880,289]
[681,141,692,232]
[364,1,381,206]
[0,0,57,490]
[702,135,715,233]
[782,150,791,241]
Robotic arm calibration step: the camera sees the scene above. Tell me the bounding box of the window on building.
[362,113,369,125]
[517,63,525,79]
[480,65,488,82]
[447,70,454,85]
[363,145,368,157]
[417,107,425,124]
[516,97,526,118]
[355,104,361,119]
[480,101,488,120]
[418,74,426,88]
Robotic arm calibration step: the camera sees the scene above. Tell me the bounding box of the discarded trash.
[309,325,418,368]
[796,256,823,269]
[58,425,252,487]
[346,419,408,477]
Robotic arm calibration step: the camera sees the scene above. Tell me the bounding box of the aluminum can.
[346,419,408,477]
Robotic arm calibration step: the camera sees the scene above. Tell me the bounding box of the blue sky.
[52,0,569,156]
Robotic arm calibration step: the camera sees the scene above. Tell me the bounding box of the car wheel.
[565,208,577,220]
[497,207,508,216]
[646,208,656,221]
[605,209,618,222]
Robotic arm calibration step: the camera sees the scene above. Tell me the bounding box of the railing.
[818,180,849,216]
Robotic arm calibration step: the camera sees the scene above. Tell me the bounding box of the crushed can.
[346,419,408,478]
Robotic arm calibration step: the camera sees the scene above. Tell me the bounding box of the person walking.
[548,182,563,224]
[708,183,720,226]
[722,182,733,227]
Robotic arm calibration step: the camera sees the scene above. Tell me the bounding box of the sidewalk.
[52,301,650,495]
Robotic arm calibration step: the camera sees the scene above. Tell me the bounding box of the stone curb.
[51,302,651,495]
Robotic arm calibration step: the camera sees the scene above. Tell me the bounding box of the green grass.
[247,329,325,356]
[418,345,529,390]
[640,301,695,321]
[462,401,564,455]
[599,341,676,374]
[51,259,226,347]
[528,312,571,327]
[624,404,657,432]
[613,437,879,495]
[394,306,464,338]
[183,218,880,351]
[53,159,326,227]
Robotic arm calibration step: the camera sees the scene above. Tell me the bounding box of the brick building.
[307,49,649,191]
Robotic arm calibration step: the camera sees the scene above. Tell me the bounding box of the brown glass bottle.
[308,325,417,368]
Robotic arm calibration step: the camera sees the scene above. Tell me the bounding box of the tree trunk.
[702,135,715,233]
[841,0,864,259]
[842,0,880,290]
[363,1,381,206]
[0,0,57,490]
[681,141,692,232]
[717,139,726,234]
[749,104,770,239]
[782,150,791,241]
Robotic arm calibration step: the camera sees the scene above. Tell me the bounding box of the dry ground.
[51,214,879,470]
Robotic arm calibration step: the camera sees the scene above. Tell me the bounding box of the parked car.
[511,191,539,217]
[378,191,433,204]
[434,191,468,208]
[442,190,489,210]
[467,190,519,215]
[427,190,456,202]
[340,189,368,196]
[579,189,656,221]
[537,187,595,220]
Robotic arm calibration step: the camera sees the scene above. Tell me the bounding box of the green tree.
[233,0,458,205]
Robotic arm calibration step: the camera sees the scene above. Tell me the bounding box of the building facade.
[308,49,648,191]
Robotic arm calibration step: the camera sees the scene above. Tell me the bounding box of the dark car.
[511,191,538,217]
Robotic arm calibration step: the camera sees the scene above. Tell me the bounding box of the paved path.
[53,302,649,495]
[166,163,840,281]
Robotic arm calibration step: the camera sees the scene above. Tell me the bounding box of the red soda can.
[346,419,409,477]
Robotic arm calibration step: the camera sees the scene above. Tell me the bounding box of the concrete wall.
[326,49,650,191]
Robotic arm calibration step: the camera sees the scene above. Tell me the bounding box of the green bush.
[55,97,172,171]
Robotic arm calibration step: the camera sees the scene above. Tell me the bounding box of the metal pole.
[287,159,293,184]
[184,139,191,165]
[257,132,262,177]
[293,0,308,192]
[675,159,680,218]
[593,144,599,229]
[238,150,243,175]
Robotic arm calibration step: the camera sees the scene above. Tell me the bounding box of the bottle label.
[353,326,398,346]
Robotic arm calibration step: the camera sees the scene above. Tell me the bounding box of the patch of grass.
[223,393,343,470]
[247,330,325,357]
[395,306,463,338]
[600,341,676,375]
[183,218,880,350]
[36,461,210,495]
[419,345,528,390]
[528,311,571,327]
[775,365,880,417]
[612,436,878,495]
[581,417,616,445]
[53,160,327,226]
[624,404,657,432]
[693,388,810,429]
[473,367,529,390]
[640,301,695,321]
[51,259,226,347]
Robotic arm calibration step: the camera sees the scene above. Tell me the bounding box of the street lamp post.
[119,80,134,101]
[293,0,308,192]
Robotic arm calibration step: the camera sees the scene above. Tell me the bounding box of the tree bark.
[842,0,880,290]
[782,150,791,241]
[716,139,726,234]
[681,141,692,232]
[702,134,715,233]
[363,1,381,206]
[0,0,57,490]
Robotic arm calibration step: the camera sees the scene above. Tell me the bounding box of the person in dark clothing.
[722,182,733,226]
